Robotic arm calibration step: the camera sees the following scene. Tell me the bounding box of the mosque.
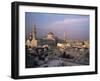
[25,24,58,48]
[26,24,38,48]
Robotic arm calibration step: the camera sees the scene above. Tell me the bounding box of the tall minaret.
[32,24,37,40]
[31,24,38,47]
[64,32,67,42]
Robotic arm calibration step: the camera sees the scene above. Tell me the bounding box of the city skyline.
[25,12,89,40]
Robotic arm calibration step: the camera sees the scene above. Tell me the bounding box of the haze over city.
[25,12,90,68]
[25,12,89,40]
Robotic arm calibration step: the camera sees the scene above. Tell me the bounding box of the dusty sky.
[25,12,89,40]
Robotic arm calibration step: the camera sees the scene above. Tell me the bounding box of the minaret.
[32,24,37,40]
[64,32,67,42]
[31,24,38,47]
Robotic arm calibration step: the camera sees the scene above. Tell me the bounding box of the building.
[41,32,58,47]
[26,24,38,48]
[44,32,56,40]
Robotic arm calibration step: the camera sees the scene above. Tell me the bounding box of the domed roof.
[48,32,54,35]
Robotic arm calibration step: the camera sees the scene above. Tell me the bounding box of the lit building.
[41,32,58,47]
[45,32,55,40]
[26,24,38,48]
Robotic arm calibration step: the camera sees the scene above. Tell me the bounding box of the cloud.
[46,17,89,32]
[37,17,89,40]
[44,17,89,40]
[52,18,89,27]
